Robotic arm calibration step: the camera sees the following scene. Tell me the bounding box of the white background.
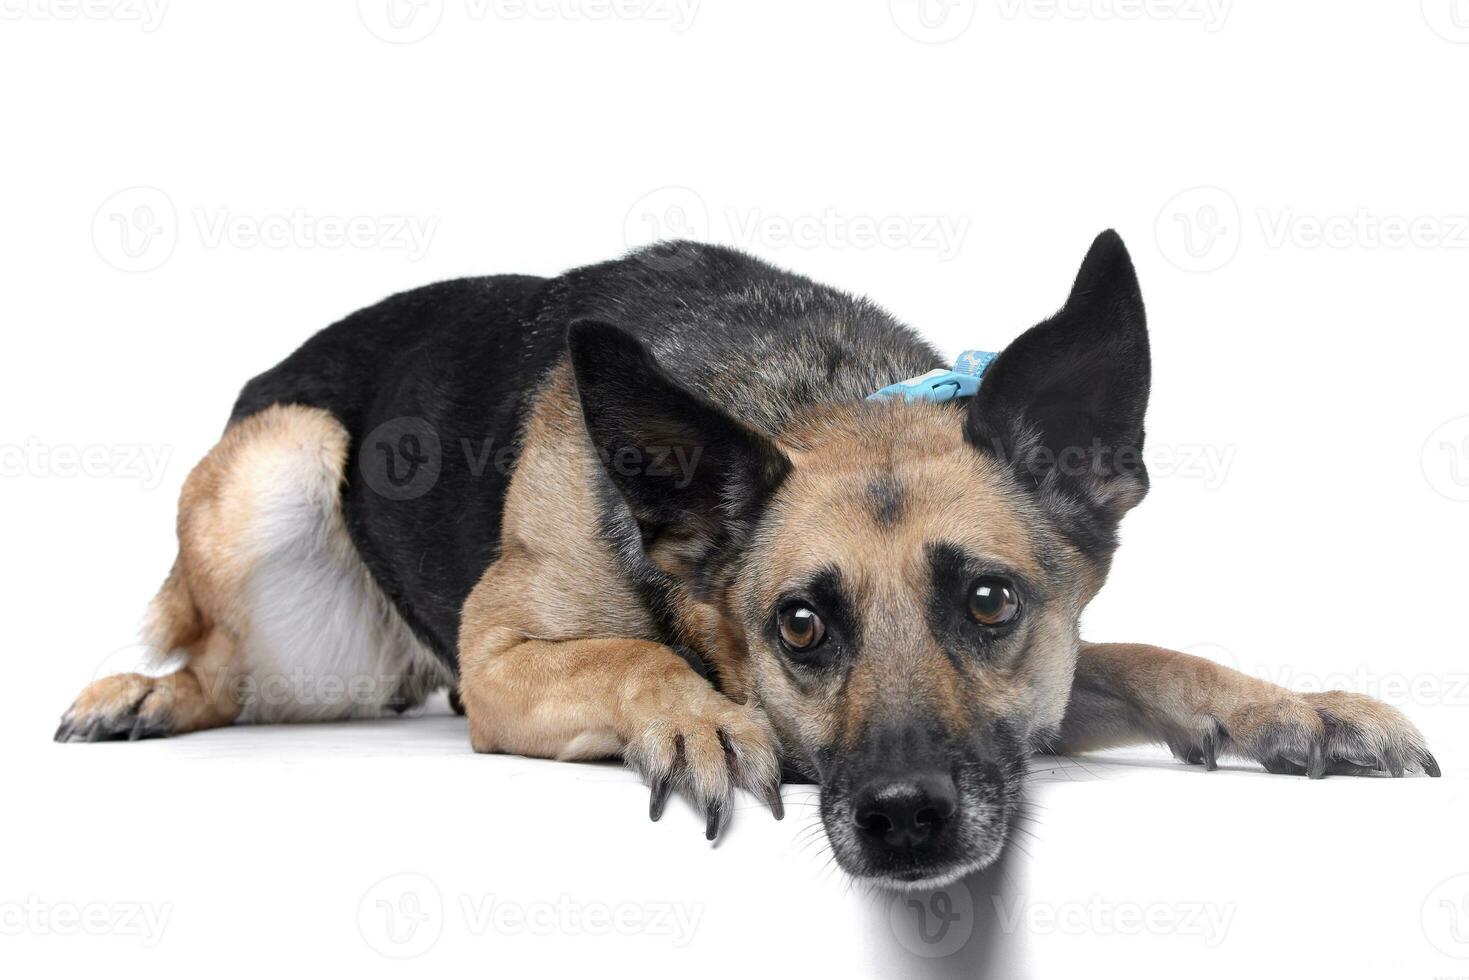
[3,1,1468,977]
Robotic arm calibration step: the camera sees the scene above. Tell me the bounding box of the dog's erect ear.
[567,321,791,572]
[966,230,1151,554]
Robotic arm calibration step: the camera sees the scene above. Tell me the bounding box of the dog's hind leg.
[1054,642,1440,778]
[55,405,446,742]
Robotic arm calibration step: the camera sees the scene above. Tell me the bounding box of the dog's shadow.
[863,845,1026,978]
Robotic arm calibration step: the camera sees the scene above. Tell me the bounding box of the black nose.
[852,773,958,850]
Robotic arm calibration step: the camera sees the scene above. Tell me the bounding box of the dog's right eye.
[777,604,827,654]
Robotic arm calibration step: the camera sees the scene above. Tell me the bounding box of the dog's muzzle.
[820,719,1022,888]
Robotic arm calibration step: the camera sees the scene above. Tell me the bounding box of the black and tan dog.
[56,231,1438,888]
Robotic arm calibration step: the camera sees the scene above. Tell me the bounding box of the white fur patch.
[233,429,449,723]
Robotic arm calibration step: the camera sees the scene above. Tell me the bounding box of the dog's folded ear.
[966,230,1151,556]
[567,321,791,571]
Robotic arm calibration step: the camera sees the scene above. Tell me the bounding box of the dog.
[55,231,1439,889]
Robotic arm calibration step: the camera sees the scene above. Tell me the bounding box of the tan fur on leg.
[1056,642,1440,777]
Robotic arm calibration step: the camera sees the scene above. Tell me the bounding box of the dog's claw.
[1307,742,1327,780]
[704,799,724,841]
[1178,727,1220,770]
[1421,751,1442,778]
[649,775,673,822]
[765,784,784,820]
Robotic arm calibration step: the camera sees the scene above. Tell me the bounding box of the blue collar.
[867,349,998,403]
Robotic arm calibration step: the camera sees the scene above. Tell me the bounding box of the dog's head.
[571,231,1150,888]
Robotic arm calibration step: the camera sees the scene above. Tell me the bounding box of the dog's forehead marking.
[864,475,905,528]
[769,411,1044,590]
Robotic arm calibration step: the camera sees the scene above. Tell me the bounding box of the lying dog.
[56,231,1438,889]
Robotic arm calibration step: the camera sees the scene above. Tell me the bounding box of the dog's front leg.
[1055,642,1440,777]
[458,627,783,837]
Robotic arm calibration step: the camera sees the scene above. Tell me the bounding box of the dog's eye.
[777,604,827,653]
[967,577,1020,626]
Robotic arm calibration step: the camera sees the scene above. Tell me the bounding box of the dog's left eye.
[967,577,1020,627]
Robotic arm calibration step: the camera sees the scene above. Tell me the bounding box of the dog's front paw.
[623,689,783,840]
[1301,690,1441,777]
[1173,690,1440,778]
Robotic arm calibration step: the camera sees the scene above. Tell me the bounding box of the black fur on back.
[229,242,942,669]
